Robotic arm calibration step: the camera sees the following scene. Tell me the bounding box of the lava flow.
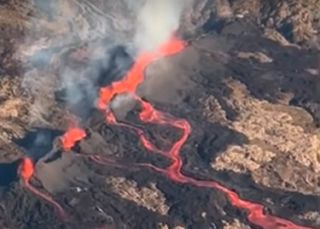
[18,127,85,220]
[40,36,313,228]
[21,157,67,219]
[61,127,87,151]
[92,37,313,229]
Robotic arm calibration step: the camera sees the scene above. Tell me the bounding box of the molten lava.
[21,157,34,182]
[97,37,186,110]
[20,35,314,229]
[61,127,87,151]
[93,37,313,229]
[21,157,67,219]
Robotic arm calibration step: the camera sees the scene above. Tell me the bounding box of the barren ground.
[0,0,319,229]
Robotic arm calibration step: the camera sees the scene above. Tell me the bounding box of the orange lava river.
[21,36,314,229]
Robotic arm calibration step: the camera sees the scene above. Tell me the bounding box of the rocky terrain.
[0,0,319,229]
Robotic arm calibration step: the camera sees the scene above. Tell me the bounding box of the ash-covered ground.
[0,0,319,229]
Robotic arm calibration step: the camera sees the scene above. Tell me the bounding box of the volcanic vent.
[0,0,319,229]
[14,37,319,229]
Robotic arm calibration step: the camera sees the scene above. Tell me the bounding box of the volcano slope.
[0,0,320,229]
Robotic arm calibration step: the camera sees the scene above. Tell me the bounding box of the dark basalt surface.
[0,0,319,229]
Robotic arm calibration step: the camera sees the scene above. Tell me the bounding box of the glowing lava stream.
[61,127,87,151]
[27,36,313,229]
[21,158,68,219]
[93,37,313,229]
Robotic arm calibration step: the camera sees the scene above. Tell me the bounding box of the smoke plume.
[14,0,193,192]
[131,0,192,52]
[18,0,191,126]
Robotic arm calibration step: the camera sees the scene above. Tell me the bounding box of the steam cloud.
[15,0,192,192]
[132,0,192,52]
[19,0,192,126]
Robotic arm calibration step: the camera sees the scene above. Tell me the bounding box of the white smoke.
[131,0,192,52]
[17,0,192,125]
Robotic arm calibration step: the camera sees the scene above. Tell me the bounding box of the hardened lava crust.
[0,0,319,229]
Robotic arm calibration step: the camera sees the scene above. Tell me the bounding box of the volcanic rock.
[222,219,252,229]
[211,79,320,194]
[106,177,169,215]
[0,0,319,229]
[35,152,91,193]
